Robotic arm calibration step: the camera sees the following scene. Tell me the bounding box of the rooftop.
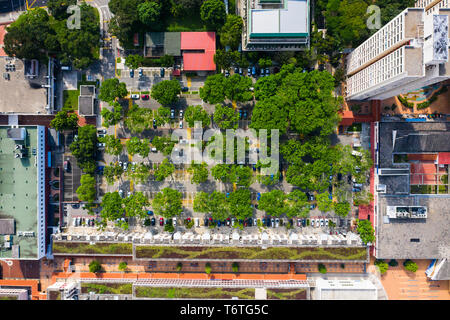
[0,126,41,259]
[145,32,181,56]
[180,32,216,71]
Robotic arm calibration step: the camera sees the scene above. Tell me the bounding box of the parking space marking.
[187,77,191,88]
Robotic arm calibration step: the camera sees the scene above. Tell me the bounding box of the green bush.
[397,95,414,109]
[164,223,175,233]
[391,103,397,111]
[89,260,102,273]
[388,259,398,267]
[403,259,418,273]
[441,174,448,184]
[205,263,212,274]
[318,263,327,274]
[176,262,182,272]
[118,261,127,272]
[374,259,388,274]
[232,262,239,273]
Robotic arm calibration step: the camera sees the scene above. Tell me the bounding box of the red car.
[141,94,149,100]
[159,217,164,226]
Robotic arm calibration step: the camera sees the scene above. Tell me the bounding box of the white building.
[314,279,378,300]
[346,1,450,100]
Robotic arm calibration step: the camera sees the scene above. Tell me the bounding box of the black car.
[181,87,189,92]
[289,219,294,226]
[204,218,209,227]
[71,203,80,209]
[151,217,156,226]
[302,219,306,227]
[266,217,271,227]
[153,119,157,129]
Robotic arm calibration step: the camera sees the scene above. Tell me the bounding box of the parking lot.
[0,57,48,113]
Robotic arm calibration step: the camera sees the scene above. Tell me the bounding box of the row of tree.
[4,4,100,69]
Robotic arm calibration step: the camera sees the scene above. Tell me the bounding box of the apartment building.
[346,1,450,101]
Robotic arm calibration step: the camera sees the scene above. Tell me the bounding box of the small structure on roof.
[78,85,96,116]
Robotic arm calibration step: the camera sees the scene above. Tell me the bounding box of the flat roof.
[78,96,94,116]
[316,279,377,300]
[180,32,216,71]
[0,126,40,259]
[250,0,308,37]
[145,32,181,56]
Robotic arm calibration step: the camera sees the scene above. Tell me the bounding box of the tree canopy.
[286,189,310,218]
[154,158,175,181]
[224,74,253,102]
[333,201,351,217]
[152,188,183,218]
[200,0,226,30]
[101,135,123,157]
[184,105,210,128]
[220,15,243,50]
[124,105,153,134]
[356,219,375,245]
[125,54,144,69]
[101,102,123,128]
[153,107,170,126]
[50,111,79,131]
[70,125,97,174]
[188,161,209,184]
[100,191,124,222]
[152,136,175,156]
[137,1,161,29]
[103,163,123,184]
[150,80,181,106]
[213,104,239,129]
[194,191,229,220]
[199,74,226,104]
[126,137,150,158]
[76,174,96,203]
[227,188,253,220]
[123,192,149,218]
[99,78,128,103]
[258,190,286,217]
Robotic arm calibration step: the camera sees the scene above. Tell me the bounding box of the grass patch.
[0,296,18,300]
[266,288,306,300]
[135,287,255,299]
[410,185,436,194]
[166,14,206,32]
[62,90,79,111]
[135,246,368,261]
[81,283,132,294]
[141,91,150,94]
[397,95,414,109]
[190,91,199,94]
[52,242,133,255]
[116,69,121,77]
[438,185,448,194]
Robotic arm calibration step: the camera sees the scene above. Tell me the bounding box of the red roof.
[180,32,216,71]
[0,24,8,57]
[438,152,450,164]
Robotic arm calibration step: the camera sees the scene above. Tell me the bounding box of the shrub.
[205,263,212,274]
[306,219,310,226]
[118,261,127,272]
[185,219,194,229]
[397,95,413,109]
[232,262,239,273]
[388,259,398,267]
[164,223,175,233]
[176,262,182,272]
[391,103,396,111]
[374,259,389,274]
[403,260,418,273]
[441,174,448,184]
[89,260,102,273]
[318,263,327,274]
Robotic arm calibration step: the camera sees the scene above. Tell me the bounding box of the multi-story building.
[346,1,450,100]
[240,0,310,51]
[0,125,47,260]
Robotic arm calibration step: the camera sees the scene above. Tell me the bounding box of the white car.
[127,191,131,197]
[118,189,124,198]
[194,217,199,227]
[73,217,77,226]
[179,110,183,118]
[311,219,315,227]
[123,162,128,171]
[151,147,157,152]
[97,129,107,134]
[297,218,302,227]
[315,219,320,227]
[253,218,257,226]
[173,217,177,227]
[97,142,105,148]
[179,139,189,144]
[320,218,324,227]
[131,94,140,100]
[325,218,329,226]
[179,121,183,129]
[275,218,280,227]
[231,218,236,227]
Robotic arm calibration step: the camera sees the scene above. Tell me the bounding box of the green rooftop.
[0,126,42,259]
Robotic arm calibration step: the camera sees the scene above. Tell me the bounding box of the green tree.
[101,102,123,128]
[213,49,240,71]
[254,75,279,101]
[159,55,174,67]
[103,163,123,184]
[70,125,97,174]
[50,111,79,131]
[176,262,182,271]
[211,164,236,183]
[100,191,124,222]
[184,105,210,128]
[200,0,226,30]
[375,259,389,274]
[99,78,128,103]
[232,262,239,273]
[118,261,128,272]
[316,192,333,212]
[125,105,152,134]
[193,192,210,213]
[356,219,375,245]
[126,163,150,184]
[250,96,289,134]
[318,263,327,274]
[188,161,209,184]
[205,262,212,274]
[123,192,149,218]
[220,15,243,50]
[227,188,252,220]
[89,260,102,273]
[101,135,123,157]
[153,107,170,126]
[286,189,310,218]
[152,136,175,156]
[213,104,239,129]
[125,54,144,69]
[258,57,272,69]
[154,158,175,181]
[333,201,351,217]
[76,174,96,204]
[4,9,54,61]
[259,190,286,217]
[199,74,226,104]
[151,80,181,106]
[224,74,253,102]
[126,137,150,158]
[403,260,418,273]
[208,191,229,220]
[47,0,77,20]
[235,165,252,187]
[388,259,398,267]
[137,1,161,28]
[152,188,183,218]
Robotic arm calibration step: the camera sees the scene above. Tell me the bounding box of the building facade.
[346,2,450,100]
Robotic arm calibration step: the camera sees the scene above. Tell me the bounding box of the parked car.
[257,192,261,201]
[243,110,248,119]
[160,68,165,77]
[307,193,315,201]
[123,162,128,171]
[310,204,316,209]
[159,217,164,226]
[173,217,177,227]
[147,210,153,216]
[118,189,124,198]
[204,217,209,227]
[130,69,134,78]
[271,218,275,227]
[179,110,184,119]
[181,86,189,92]
[71,203,80,209]
[297,218,301,227]
[239,109,243,119]
[170,109,175,118]
[63,160,70,172]
[302,219,306,227]
[320,218,324,227]
[97,142,105,148]
[151,217,155,226]
[247,67,251,75]
[252,66,256,76]
[141,94,149,100]
[131,94,139,99]
[265,68,270,75]
[139,68,143,77]
[315,219,320,227]
[179,149,183,157]
[239,68,243,75]
[325,218,329,226]
[179,120,183,129]
[311,219,315,227]
[217,220,221,227]
[353,183,363,188]
[97,129,107,134]
[226,218,231,226]
[224,70,230,77]
[253,218,257,226]
[153,119,157,129]
[352,187,362,192]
